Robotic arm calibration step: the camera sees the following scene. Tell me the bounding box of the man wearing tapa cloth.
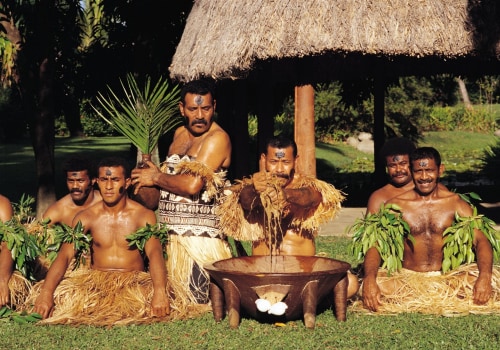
[218,136,359,298]
[350,147,500,315]
[0,194,34,310]
[27,157,170,326]
[131,79,232,307]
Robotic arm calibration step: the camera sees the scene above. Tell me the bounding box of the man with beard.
[218,136,358,297]
[43,156,102,227]
[366,137,416,214]
[361,147,496,314]
[131,79,232,308]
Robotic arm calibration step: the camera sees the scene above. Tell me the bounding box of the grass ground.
[1,236,499,350]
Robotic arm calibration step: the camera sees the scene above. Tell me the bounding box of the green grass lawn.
[1,236,499,350]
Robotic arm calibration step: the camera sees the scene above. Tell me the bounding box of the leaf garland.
[0,219,41,281]
[48,221,92,270]
[126,223,169,259]
[0,194,42,281]
[442,206,500,273]
[348,203,412,275]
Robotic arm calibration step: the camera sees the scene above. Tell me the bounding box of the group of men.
[359,138,498,314]
[0,78,498,325]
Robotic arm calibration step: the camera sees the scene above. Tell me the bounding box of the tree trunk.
[62,93,85,137]
[32,57,56,218]
[457,77,473,110]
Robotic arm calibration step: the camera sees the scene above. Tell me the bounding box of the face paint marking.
[118,186,124,194]
[105,169,112,176]
[275,150,285,158]
[392,155,402,162]
[194,95,203,105]
[71,172,78,176]
[419,160,428,167]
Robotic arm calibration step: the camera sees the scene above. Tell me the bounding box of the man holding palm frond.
[132,79,232,309]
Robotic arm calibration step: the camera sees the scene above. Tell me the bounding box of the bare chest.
[403,203,455,237]
[169,134,204,157]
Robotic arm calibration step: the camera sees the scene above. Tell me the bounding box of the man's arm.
[457,200,493,304]
[366,193,382,215]
[239,183,263,212]
[283,186,322,211]
[0,196,13,307]
[33,243,75,318]
[362,246,383,311]
[144,236,169,317]
[0,241,14,307]
[132,130,231,196]
[473,229,493,304]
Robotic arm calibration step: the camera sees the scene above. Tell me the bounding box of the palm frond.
[92,73,181,154]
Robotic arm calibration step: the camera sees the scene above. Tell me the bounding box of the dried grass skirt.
[351,264,500,316]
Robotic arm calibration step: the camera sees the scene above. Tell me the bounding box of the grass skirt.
[351,264,500,316]
[23,269,181,326]
[7,271,32,310]
[167,235,232,307]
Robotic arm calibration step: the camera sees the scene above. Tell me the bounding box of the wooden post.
[373,78,386,188]
[294,84,316,177]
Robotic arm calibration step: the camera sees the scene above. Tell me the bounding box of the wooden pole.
[294,84,316,177]
[373,78,386,188]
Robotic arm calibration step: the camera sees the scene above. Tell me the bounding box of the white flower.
[255,299,271,312]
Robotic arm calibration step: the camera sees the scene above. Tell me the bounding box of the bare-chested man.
[33,157,169,322]
[362,147,493,312]
[131,79,232,305]
[221,136,358,297]
[366,137,416,214]
[43,156,102,226]
[0,194,14,307]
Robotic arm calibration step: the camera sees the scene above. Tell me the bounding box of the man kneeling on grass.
[28,157,170,326]
[350,147,500,315]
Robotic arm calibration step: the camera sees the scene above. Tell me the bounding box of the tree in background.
[0,0,192,216]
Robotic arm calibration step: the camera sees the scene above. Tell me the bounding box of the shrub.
[80,113,116,136]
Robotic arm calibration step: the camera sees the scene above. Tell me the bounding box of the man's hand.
[362,276,382,312]
[33,289,55,319]
[151,291,170,317]
[0,282,10,307]
[131,161,161,194]
[473,273,492,305]
[252,171,268,193]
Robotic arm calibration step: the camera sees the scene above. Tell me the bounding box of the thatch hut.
[169,0,500,181]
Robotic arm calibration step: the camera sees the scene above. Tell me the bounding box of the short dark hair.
[180,79,216,104]
[379,137,416,164]
[265,135,297,157]
[62,156,96,178]
[97,157,132,178]
[410,147,442,167]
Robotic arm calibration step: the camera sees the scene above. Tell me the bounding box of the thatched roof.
[169,0,500,82]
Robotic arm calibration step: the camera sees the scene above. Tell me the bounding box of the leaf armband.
[126,223,169,258]
[349,203,412,275]
[49,221,92,270]
[442,206,500,273]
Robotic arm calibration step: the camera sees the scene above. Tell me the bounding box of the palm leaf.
[92,73,181,154]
